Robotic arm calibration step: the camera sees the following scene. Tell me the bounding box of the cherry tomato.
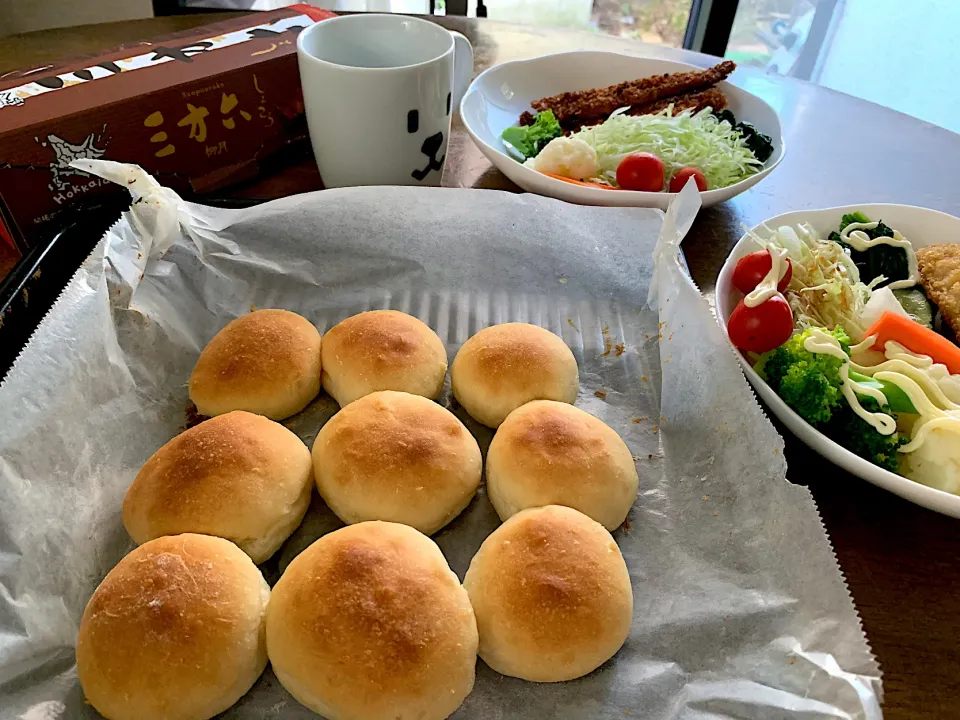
[727,294,794,353]
[732,250,793,295]
[616,152,665,192]
[668,166,708,192]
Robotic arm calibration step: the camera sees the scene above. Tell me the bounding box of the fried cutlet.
[917,244,960,335]
[628,86,728,117]
[559,87,729,134]
[519,61,735,131]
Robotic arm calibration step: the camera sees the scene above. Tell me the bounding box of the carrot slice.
[865,311,960,374]
[541,172,617,190]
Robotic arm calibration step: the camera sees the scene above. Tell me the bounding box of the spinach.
[714,109,774,163]
[829,214,911,289]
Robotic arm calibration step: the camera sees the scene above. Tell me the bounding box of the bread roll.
[487,400,638,530]
[450,322,578,427]
[189,309,322,420]
[321,310,447,407]
[312,390,481,535]
[123,411,313,564]
[76,534,270,720]
[267,522,478,720]
[463,505,632,682]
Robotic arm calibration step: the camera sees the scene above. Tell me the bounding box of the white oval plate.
[459,50,785,209]
[716,203,960,517]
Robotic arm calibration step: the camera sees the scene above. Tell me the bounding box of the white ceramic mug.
[296,14,474,188]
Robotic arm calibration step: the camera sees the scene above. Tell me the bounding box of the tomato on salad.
[727,294,793,353]
[668,166,708,192]
[616,152,664,192]
[732,250,792,295]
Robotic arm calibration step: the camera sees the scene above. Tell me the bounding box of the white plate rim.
[459,50,786,208]
[715,202,960,518]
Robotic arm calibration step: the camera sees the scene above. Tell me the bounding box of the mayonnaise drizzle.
[801,328,897,434]
[801,327,960,455]
[850,333,879,355]
[870,372,960,453]
[744,247,789,308]
[884,340,933,368]
[802,327,848,361]
[839,221,919,290]
[841,364,898,434]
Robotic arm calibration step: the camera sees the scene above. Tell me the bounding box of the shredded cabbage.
[573,106,763,190]
[746,222,873,341]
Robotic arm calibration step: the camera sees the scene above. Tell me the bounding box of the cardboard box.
[0,5,335,258]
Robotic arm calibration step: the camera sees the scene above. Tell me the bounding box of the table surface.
[4,14,960,719]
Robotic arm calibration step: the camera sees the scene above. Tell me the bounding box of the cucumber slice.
[893,287,934,329]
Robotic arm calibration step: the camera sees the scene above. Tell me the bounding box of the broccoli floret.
[824,398,906,473]
[759,327,906,473]
[758,328,851,425]
[501,110,563,159]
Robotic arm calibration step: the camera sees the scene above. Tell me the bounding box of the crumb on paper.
[789,657,796,665]
[614,343,625,356]
[249,303,257,313]
[632,455,641,461]
[31,269,41,281]
[559,277,568,284]
[631,416,647,423]
[567,318,578,331]
[601,325,610,334]
[713,511,719,516]
[651,424,659,432]
[641,375,648,383]
[647,453,654,459]
[137,252,142,260]
[594,390,607,399]
[668,333,674,341]
[702,495,710,501]
[623,520,631,532]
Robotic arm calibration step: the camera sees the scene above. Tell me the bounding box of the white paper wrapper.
[0,160,881,719]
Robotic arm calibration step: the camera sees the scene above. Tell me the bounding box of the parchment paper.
[0,160,882,719]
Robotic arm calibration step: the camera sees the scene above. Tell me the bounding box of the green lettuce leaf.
[502,110,562,159]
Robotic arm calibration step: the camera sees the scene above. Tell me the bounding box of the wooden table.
[4,14,960,719]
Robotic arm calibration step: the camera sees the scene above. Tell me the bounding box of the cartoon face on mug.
[408,91,452,181]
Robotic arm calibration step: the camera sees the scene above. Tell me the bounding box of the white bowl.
[716,203,960,518]
[459,50,784,209]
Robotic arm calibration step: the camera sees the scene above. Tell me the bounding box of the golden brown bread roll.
[189,309,322,420]
[312,390,481,535]
[266,521,478,720]
[450,322,578,427]
[122,411,313,563]
[76,534,270,720]
[463,505,632,682]
[486,400,638,530]
[321,309,447,407]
